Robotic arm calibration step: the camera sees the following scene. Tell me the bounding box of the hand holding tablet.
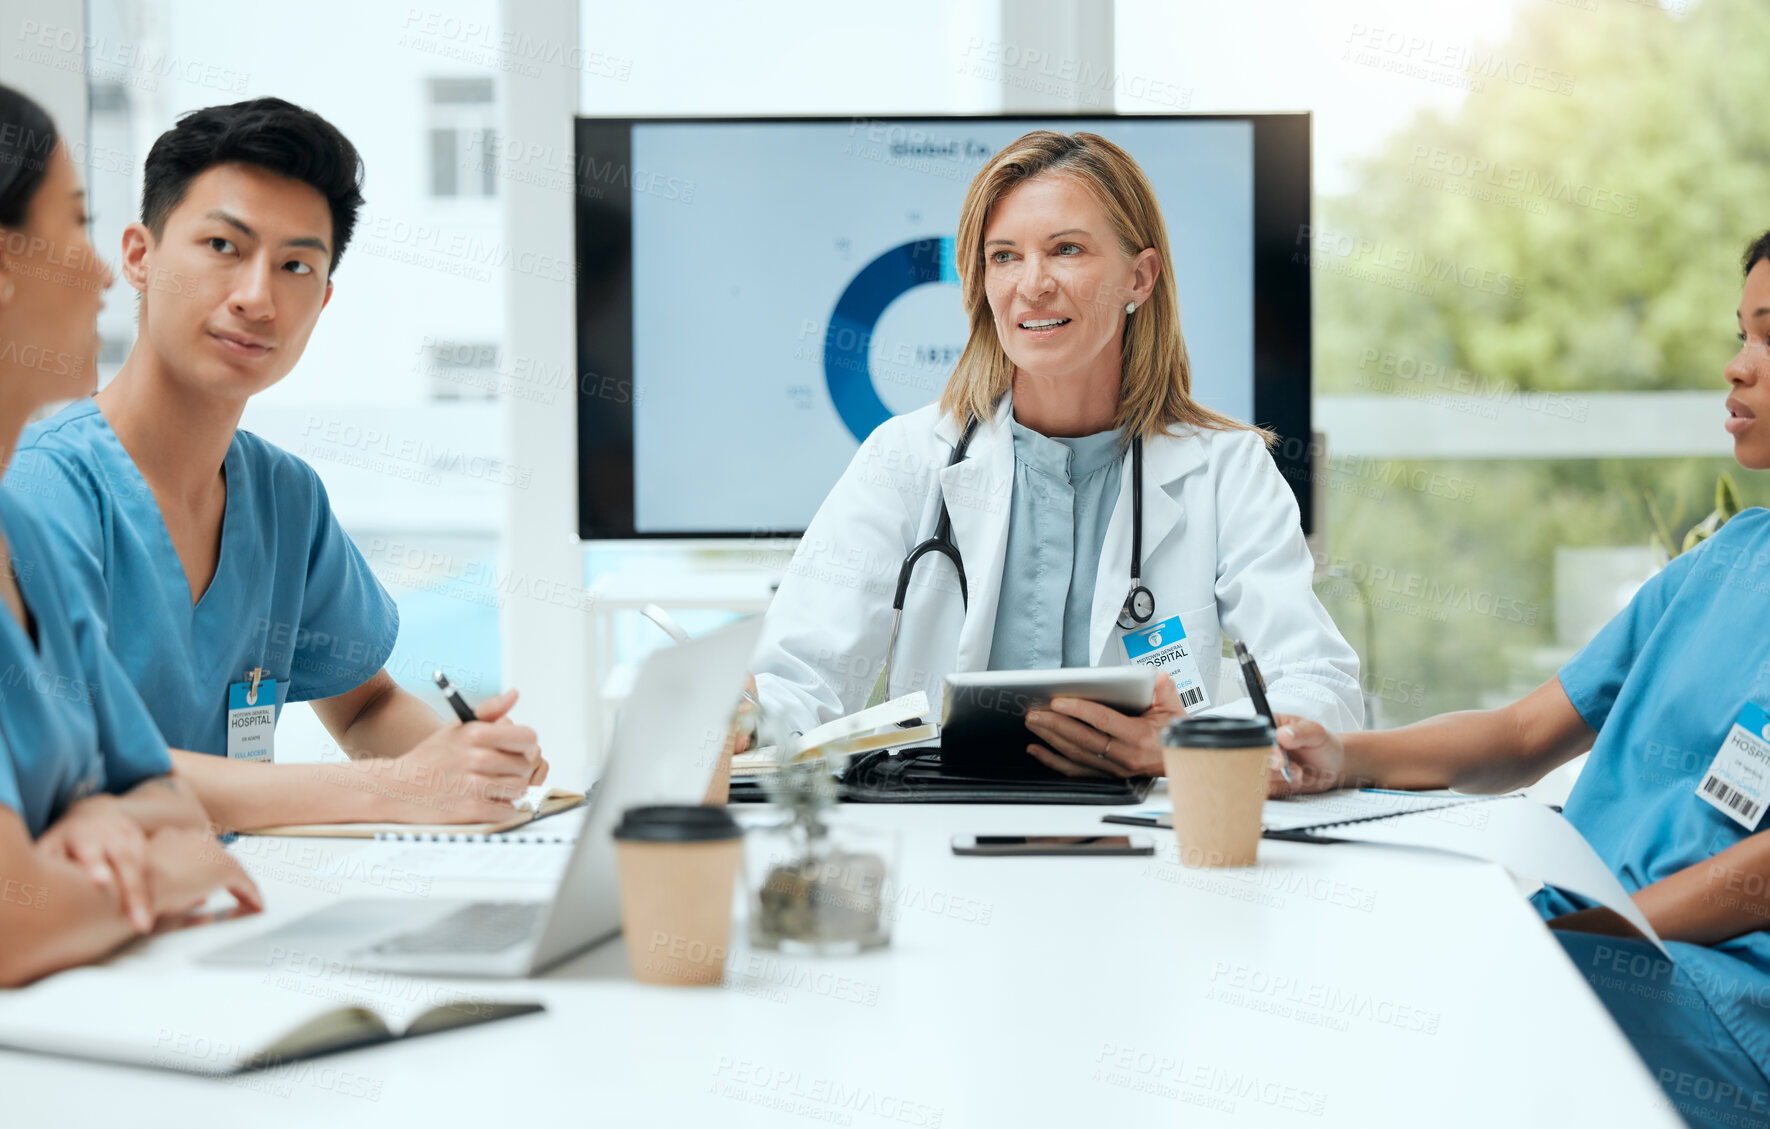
[940,667,1182,780]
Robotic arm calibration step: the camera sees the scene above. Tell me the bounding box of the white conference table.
[0,798,1681,1128]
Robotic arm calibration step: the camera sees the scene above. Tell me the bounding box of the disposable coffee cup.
[612,805,744,986]
[1161,716,1276,868]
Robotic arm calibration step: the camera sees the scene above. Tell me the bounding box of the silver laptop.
[205,616,761,978]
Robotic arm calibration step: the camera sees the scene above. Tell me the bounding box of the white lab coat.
[753,395,1363,738]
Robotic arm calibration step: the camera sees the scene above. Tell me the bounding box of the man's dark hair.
[141,97,365,272]
[1744,230,1770,279]
[0,83,58,228]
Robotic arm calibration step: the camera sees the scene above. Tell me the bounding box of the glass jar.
[744,817,897,956]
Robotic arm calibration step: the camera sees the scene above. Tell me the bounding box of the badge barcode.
[1179,687,1205,708]
[1702,776,1763,823]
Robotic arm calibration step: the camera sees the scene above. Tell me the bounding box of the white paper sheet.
[1329,796,1669,956]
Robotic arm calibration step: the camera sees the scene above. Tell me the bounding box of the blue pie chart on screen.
[824,237,960,442]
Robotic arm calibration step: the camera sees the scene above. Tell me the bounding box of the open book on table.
[733,692,937,777]
[0,967,543,1075]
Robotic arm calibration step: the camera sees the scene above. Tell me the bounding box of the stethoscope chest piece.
[1118,584,1155,631]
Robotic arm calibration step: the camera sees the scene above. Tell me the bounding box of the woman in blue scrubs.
[1275,233,1770,1129]
[0,85,260,985]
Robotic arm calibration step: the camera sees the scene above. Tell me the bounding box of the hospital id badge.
[226,678,277,763]
[1696,702,1770,830]
[1121,614,1209,710]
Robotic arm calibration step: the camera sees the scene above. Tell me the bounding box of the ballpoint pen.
[432,669,479,723]
[436,669,549,810]
[1233,639,1291,787]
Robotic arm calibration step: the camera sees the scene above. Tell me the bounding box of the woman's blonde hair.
[939,130,1272,446]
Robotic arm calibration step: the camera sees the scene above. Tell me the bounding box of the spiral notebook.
[371,806,585,844]
[1101,789,1510,835]
[239,788,585,840]
[1107,792,1666,954]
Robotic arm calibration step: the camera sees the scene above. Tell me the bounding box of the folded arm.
[0,812,144,984]
[0,810,260,987]
[1549,831,1770,946]
[35,774,214,931]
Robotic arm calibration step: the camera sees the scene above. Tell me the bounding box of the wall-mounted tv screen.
[574,113,1312,539]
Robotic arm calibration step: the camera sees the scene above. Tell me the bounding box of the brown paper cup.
[615,838,743,985]
[1162,743,1271,868]
[613,806,745,987]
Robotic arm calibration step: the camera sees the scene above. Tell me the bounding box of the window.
[423,340,501,401]
[80,0,511,764]
[85,77,133,389]
[427,77,497,198]
[1117,0,1748,729]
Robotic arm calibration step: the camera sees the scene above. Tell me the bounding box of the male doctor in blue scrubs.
[1275,233,1770,1128]
[2,98,547,831]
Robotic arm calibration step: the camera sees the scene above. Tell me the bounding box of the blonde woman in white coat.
[752,130,1361,779]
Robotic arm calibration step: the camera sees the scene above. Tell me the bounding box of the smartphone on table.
[950,834,1154,857]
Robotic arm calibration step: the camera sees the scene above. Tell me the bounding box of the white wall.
[577,0,1002,115]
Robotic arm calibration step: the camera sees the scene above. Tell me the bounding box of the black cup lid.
[1163,716,1276,749]
[612,805,743,842]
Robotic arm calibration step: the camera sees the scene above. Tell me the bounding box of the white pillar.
[992,0,1114,113]
[497,0,595,785]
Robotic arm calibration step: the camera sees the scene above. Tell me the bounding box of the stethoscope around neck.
[879,418,1154,691]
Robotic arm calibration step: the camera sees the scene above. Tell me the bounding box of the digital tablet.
[940,667,1159,779]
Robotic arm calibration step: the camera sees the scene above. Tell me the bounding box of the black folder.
[730,742,1154,805]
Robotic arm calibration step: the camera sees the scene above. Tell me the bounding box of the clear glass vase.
[744,817,896,956]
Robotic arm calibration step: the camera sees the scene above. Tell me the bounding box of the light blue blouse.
[987,418,1125,671]
[3,400,399,758]
[0,489,171,838]
[1535,509,1770,1083]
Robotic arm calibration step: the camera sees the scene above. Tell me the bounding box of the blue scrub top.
[988,419,1124,671]
[1536,509,1770,1079]
[3,401,399,758]
[0,490,171,838]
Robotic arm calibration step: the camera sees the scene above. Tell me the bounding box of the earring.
[1124,301,1136,314]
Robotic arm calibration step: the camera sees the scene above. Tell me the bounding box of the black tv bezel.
[573,112,1313,540]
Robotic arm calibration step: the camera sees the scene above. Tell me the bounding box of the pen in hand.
[433,669,479,723]
[1233,640,1291,787]
[435,669,543,810]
